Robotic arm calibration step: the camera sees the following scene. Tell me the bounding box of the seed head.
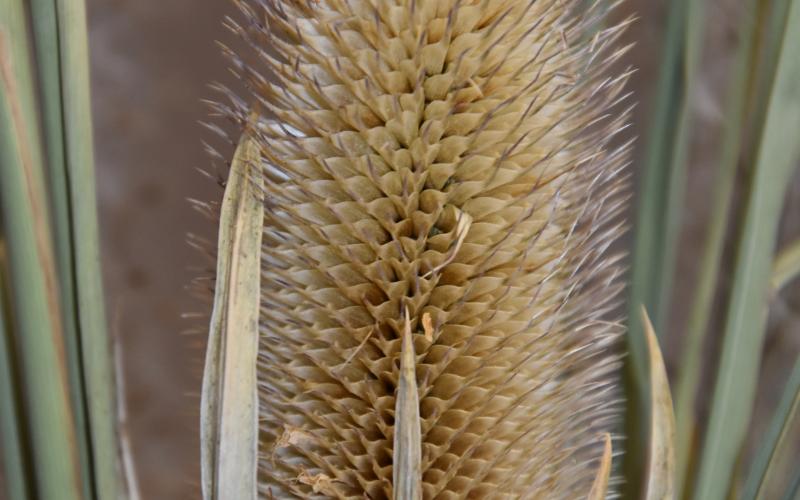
[214,0,633,497]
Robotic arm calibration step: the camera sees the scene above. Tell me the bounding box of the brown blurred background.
[86,1,800,498]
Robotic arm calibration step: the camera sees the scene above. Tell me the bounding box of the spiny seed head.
[217,0,632,497]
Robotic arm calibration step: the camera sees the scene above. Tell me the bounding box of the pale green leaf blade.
[54,0,121,496]
[27,1,94,495]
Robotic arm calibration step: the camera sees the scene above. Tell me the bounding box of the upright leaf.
[55,0,120,495]
[0,249,30,500]
[28,0,93,494]
[741,355,800,500]
[694,2,800,498]
[674,0,762,492]
[200,133,263,500]
[0,4,83,497]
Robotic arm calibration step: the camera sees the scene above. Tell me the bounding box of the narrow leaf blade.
[55,0,120,495]
[0,7,84,498]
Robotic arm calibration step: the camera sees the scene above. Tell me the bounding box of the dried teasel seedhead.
[213,0,633,497]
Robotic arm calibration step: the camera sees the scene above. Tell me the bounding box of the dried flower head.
[209,0,633,497]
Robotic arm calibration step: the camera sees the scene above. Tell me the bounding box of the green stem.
[56,0,120,497]
[28,1,94,496]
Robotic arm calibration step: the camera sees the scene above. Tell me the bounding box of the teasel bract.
[202,0,633,498]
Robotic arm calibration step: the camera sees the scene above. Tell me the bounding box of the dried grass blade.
[642,307,676,500]
[393,308,422,500]
[200,133,263,500]
[587,433,613,500]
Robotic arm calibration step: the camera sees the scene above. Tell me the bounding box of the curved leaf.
[642,307,676,500]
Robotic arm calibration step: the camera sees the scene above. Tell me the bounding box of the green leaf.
[693,2,800,498]
[28,0,94,495]
[673,0,762,493]
[625,1,704,494]
[0,3,84,497]
[54,0,121,496]
[627,0,687,384]
[200,132,263,500]
[740,355,800,500]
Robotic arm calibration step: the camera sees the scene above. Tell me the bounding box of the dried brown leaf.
[642,306,676,500]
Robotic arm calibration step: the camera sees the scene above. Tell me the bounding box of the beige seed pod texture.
[209,0,633,498]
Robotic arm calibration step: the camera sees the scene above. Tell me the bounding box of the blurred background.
[85,0,800,498]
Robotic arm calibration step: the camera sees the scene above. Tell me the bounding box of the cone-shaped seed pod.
[207,0,633,497]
